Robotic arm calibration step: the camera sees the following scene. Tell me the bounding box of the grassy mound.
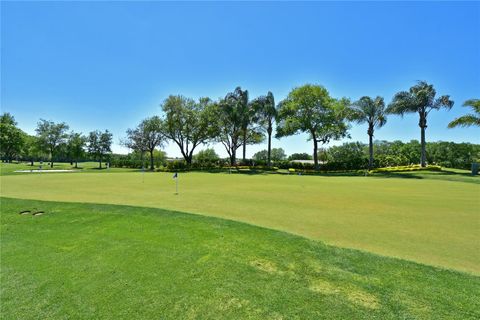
[1,198,479,319]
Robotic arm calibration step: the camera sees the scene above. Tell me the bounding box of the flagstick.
[141,151,145,183]
[175,175,178,194]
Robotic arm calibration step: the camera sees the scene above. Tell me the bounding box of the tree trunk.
[267,128,272,167]
[230,149,236,166]
[420,126,426,167]
[368,124,374,170]
[242,131,247,162]
[149,150,155,171]
[419,113,427,167]
[313,139,319,170]
[368,133,374,170]
[99,156,102,169]
[75,161,78,168]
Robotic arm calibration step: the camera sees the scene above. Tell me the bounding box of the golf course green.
[1,167,478,274]
[1,164,479,319]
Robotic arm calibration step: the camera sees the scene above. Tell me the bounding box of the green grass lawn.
[1,198,479,319]
[1,164,478,274]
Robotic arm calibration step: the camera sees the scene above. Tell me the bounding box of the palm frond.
[350,96,386,128]
[386,91,416,115]
[448,114,480,128]
[433,95,454,110]
[463,99,480,114]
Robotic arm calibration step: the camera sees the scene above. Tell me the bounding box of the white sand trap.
[14,169,79,173]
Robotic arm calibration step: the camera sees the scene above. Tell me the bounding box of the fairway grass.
[1,198,479,319]
[1,170,479,274]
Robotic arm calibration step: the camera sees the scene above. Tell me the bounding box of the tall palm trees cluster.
[343,82,478,169]
[273,80,468,170]
[123,80,475,171]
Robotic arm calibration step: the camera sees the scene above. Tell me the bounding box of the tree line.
[251,140,479,171]
[0,115,113,168]
[1,81,478,170]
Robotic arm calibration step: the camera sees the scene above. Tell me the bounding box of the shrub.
[193,149,220,168]
[370,165,442,173]
[166,160,187,171]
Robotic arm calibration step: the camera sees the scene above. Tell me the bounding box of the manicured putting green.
[1,170,478,274]
[1,198,479,319]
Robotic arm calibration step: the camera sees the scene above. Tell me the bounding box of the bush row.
[369,165,442,173]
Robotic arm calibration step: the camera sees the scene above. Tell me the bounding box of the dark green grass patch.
[1,198,479,319]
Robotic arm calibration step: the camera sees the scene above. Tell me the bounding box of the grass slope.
[1,169,478,274]
[1,198,479,319]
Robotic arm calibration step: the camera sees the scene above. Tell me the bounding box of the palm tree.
[350,96,386,169]
[251,92,276,166]
[387,81,454,167]
[448,99,480,128]
[225,87,251,162]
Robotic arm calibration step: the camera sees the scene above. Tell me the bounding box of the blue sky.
[2,1,479,157]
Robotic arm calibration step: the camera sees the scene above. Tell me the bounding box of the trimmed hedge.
[370,165,442,173]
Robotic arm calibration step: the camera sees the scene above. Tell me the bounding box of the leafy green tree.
[288,153,313,160]
[0,113,25,162]
[276,84,350,170]
[253,148,286,162]
[214,91,264,166]
[425,141,479,169]
[124,116,165,171]
[387,81,454,167]
[21,135,41,165]
[153,150,167,168]
[35,119,69,168]
[0,113,16,125]
[67,132,87,168]
[161,95,217,165]
[448,99,480,128]
[88,130,113,168]
[326,142,367,170]
[252,150,268,162]
[193,148,220,166]
[350,96,387,169]
[225,87,251,161]
[374,140,421,167]
[251,92,277,166]
[214,96,242,165]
